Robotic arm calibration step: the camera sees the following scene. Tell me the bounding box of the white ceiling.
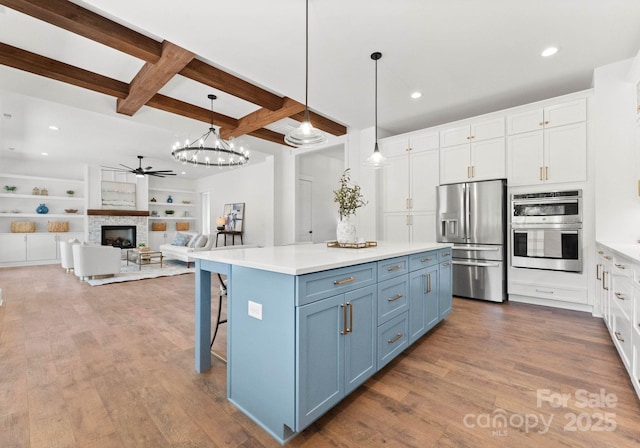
[1,0,640,178]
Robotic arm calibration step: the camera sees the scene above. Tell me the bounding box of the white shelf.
[0,193,84,201]
[0,173,84,184]
[149,216,196,220]
[149,187,194,194]
[149,201,195,207]
[0,213,84,218]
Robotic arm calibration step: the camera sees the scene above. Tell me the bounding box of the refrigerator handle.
[464,184,470,241]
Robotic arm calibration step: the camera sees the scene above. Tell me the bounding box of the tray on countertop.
[326,241,378,249]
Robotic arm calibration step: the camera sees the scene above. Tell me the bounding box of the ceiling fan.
[102,155,177,178]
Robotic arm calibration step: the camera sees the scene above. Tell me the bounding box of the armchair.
[72,244,122,281]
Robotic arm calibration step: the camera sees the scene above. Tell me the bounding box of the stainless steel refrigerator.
[436,179,507,302]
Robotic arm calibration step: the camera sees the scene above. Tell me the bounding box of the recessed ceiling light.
[411,91,422,99]
[41,152,48,156]
[541,47,558,57]
[48,125,59,131]
[8,147,15,151]
[181,171,186,175]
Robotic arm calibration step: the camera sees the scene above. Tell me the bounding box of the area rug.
[86,259,194,286]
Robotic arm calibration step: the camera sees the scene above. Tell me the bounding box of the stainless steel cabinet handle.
[604,256,612,261]
[387,265,403,272]
[388,294,404,302]
[420,257,433,262]
[334,276,355,285]
[535,288,554,294]
[442,262,450,267]
[442,252,450,257]
[424,273,431,294]
[340,304,347,335]
[598,251,604,255]
[603,271,609,291]
[614,331,624,343]
[596,263,602,280]
[388,333,403,344]
[614,292,626,300]
[348,302,353,333]
[615,263,626,269]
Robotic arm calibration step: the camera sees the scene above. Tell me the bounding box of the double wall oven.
[510,190,582,273]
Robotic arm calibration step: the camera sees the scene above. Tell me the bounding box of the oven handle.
[511,224,582,231]
[452,260,501,268]
[452,245,499,251]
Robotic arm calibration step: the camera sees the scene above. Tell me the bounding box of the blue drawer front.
[438,248,452,263]
[377,276,409,324]
[377,256,408,282]
[377,311,409,370]
[296,262,376,306]
[408,250,438,271]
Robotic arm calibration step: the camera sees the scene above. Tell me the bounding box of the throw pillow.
[187,233,202,248]
[171,233,191,246]
[195,235,208,248]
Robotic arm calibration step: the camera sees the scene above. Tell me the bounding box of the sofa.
[72,244,122,280]
[159,232,215,267]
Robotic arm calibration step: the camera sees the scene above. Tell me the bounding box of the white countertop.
[192,241,452,275]
[597,241,640,263]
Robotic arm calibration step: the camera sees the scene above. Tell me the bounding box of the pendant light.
[364,51,388,169]
[284,0,327,147]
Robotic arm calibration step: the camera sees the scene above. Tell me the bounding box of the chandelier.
[171,94,250,167]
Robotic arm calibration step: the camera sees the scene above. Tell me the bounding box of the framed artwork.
[101,180,136,209]
[223,203,245,232]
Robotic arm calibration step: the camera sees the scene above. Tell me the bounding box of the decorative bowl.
[65,209,78,214]
[182,200,191,204]
[165,210,175,215]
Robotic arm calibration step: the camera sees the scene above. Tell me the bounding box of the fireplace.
[102,225,136,248]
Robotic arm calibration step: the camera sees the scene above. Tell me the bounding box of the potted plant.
[138,242,149,252]
[4,185,17,193]
[66,189,75,197]
[333,168,367,243]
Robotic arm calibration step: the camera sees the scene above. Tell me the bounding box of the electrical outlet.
[248,300,262,320]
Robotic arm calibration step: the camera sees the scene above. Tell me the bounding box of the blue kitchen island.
[193,242,453,444]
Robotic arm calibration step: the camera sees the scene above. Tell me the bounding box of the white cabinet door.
[470,117,504,141]
[382,213,410,243]
[410,131,439,154]
[27,233,58,261]
[507,109,544,135]
[508,131,544,186]
[410,150,439,212]
[471,137,506,181]
[545,99,586,128]
[440,125,470,148]
[381,156,409,213]
[0,234,27,262]
[440,144,470,185]
[544,122,587,184]
[410,212,436,243]
[380,136,410,158]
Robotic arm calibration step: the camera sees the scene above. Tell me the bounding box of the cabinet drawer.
[612,256,633,279]
[297,262,376,306]
[377,256,408,282]
[438,248,452,263]
[377,312,409,370]
[377,276,409,324]
[508,281,587,304]
[408,250,438,271]
[612,300,632,369]
[611,273,633,320]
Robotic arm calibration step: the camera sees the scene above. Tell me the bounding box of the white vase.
[336,215,356,244]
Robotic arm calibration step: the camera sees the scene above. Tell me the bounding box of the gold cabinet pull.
[544,120,549,125]
[334,276,355,285]
[471,166,475,178]
[615,263,626,269]
[545,166,549,180]
[340,303,347,335]
[388,294,404,302]
[348,302,353,333]
[539,121,544,126]
[388,333,403,344]
[598,251,604,255]
[387,265,403,272]
[614,292,626,300]
[467,166,471,178]
[406,198,411,209]
[539,167,543,181]
[596,263,602,280]
[603,271,609,291]
[614,331,624,343]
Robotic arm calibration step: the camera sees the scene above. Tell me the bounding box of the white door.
[381,155,409,213]
[27,233,58,261]
[410,149,439,212]
[0,234,27,262]
[382,213,410,243]
[296,178,313,243]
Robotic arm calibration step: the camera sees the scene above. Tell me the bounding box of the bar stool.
[210,272,228,362]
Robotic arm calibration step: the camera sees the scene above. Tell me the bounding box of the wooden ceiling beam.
[220,97,305,140]
[290,110,347,136]
[248,128,294,147]
[117,41,195,116]
[180,59,284,111]
[146,94,238,129]
[0,0,162,63]
[0,42,129,98]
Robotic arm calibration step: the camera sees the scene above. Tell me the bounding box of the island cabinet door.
[439,260,453,319]
[296,294,345,431]
[408,265,439,344]
[296,285,377,431]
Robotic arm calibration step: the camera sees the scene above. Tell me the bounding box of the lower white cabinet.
[0,232,83,265]
[149,231,176,251]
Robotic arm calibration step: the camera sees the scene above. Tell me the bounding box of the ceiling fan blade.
[144,166,153,170]
[119,164,135,171]
[148,172,177,176]
[101,166,130,172]
[148,170,175,173]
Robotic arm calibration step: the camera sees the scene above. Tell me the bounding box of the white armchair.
[59,238,80,272]
[72,244,122,280]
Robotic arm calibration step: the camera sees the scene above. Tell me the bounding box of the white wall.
[593,58,640,242]
[196,157,275,247]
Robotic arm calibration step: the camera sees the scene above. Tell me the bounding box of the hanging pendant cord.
[374,56,378,144]
[304,0,310,121]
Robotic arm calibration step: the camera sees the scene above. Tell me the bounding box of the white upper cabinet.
[440,117,505,147]
[507,98,587,135]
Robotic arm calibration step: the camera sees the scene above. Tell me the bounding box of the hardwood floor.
[1,264,639,447]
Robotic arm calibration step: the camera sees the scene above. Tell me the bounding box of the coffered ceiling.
[1,0,639,178]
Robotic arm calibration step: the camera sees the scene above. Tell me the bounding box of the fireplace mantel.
[87,209,149,216]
